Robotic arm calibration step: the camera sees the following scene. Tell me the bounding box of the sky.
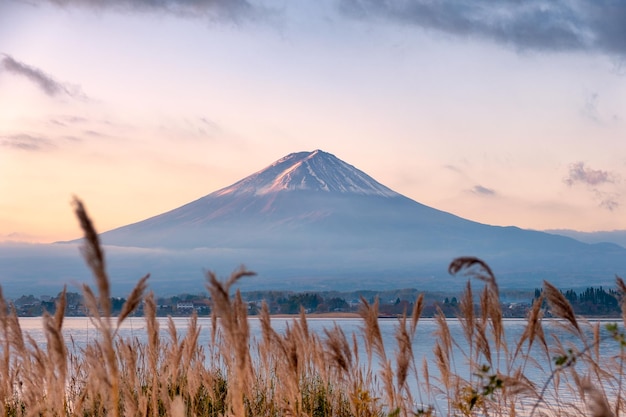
[1,0,626,243]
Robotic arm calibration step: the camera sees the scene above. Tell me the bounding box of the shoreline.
[267,312,362,319]
[18,312,625,320]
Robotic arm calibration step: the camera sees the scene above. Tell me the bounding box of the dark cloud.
[338,0,626,56]
[471,185,496,196]
[0,134,55,151]
[1,54,87,99]
[564,161,615,186]
[42,0,260,21]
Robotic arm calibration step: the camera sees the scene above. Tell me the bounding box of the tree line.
[8,285,624,318]
[534,286,621,316]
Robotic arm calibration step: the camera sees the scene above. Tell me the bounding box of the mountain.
[98,149,404,248]
[83,149,626,293]
[98,149,478,249]
[3,149,624,298]
[546,229,626,248]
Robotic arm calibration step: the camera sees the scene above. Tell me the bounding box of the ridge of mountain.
[44,149,626,295]
[95,150,479,248]
[546,229,626,248]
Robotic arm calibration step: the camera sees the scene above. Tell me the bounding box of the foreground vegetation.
[1,199,625,416]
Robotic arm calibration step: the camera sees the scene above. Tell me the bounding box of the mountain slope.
[99,149,472,248]
[68,149,626,291]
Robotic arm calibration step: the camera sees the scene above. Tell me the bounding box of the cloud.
[83,129,106,137]
[444,164,463,174]
[40,0,261,21]
[564,161,621,211]
[0,133,83,151]
[0,232,42,243]
[0,134,55,151]
[49,116,88,127]
[471,185,496,196]
[338,0,626,56]
[1,54,87,99]
[581,92,620,124]
[582,92,601,123]
[599,194,619,211]
[158,116,224,141]
[564,161,615,186]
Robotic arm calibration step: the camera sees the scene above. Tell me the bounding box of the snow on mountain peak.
[215,150,399,197]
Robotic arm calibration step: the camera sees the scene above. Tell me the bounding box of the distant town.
[8,285,624,318]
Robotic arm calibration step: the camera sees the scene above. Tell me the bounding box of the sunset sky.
[2,0,626,243]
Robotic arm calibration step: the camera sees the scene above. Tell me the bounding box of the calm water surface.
[18,316,623,378]
[17,316,624,413]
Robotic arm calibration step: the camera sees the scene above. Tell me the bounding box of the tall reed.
[0,201,624,416]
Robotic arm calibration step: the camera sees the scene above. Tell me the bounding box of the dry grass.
[0,202,625,417]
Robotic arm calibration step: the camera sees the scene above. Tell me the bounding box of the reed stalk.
[1,201,625,417]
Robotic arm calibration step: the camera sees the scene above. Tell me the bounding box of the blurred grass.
[0,199,623,417]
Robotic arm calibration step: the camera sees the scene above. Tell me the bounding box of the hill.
[2,150,626,297]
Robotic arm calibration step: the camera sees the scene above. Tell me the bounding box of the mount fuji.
[99,149,479,250]
[80,149,626,293]
[4,149,626,297]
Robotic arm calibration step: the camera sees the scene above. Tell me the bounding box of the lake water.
[17,316,624,415]
[18,316,621,361]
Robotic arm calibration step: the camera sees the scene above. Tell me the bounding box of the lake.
[16,316,624,415]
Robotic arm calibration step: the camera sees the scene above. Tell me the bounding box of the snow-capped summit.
[215,150,399,197]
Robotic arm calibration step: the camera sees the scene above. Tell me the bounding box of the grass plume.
[1,203,625,417]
